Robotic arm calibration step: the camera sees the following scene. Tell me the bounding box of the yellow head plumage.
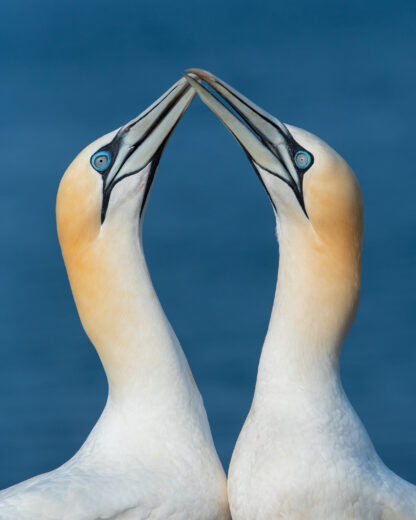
[55,79,195,387]
[185,69,364,351]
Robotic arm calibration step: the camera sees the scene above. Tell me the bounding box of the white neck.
[109,225,193,404]
[252,220,360,411]
[65,210,199,416]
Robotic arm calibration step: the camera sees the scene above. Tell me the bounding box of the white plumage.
[186,69,416,520]
[0,78,229,520]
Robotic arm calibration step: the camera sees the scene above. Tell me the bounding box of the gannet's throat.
[56,79,197,399]
[185,68,364,389]
[258,226,362,396]
[66,197,187,398]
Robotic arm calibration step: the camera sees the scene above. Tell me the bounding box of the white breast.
[0,393,229,520]
[228,378,416,520]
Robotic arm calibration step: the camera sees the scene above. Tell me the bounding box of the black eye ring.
[91,151,111,172]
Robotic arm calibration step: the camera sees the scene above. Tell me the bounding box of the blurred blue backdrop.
[0,0,415,489]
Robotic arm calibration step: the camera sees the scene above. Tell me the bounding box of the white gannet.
[185,69,416,520]
[0,77,229,520]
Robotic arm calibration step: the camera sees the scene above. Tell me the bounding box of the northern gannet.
[185,69,416,520]
[0,77,229,520]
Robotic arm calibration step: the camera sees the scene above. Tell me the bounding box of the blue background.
[0,0,415,489]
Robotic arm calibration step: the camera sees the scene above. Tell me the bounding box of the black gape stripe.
[246,154,277,214]
[252,158,308,217]
[97,131,124,223]
[140,117,183,218]
[96,84,192,223]
[92,85,177,183]
[108,87,185,185]
[200,78,313,218]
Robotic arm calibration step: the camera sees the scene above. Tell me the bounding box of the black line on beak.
[100,84,192,224]
[188,72,312,217]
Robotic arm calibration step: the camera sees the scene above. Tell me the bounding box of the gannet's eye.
[91,151,111,172]
[294,151,311,170]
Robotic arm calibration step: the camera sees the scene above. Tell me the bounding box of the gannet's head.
[184,70,363,258]
[55,79,195,382]
[186,69,364,353]
[57,78,195,250]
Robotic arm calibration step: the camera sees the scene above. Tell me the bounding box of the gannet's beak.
[95,77,195,222]
[184,69,313,215]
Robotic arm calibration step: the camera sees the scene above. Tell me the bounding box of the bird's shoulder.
[0,463,160,520]
[229,407,416,519]
[375,467,416,520]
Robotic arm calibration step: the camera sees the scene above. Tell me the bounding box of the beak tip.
[185,68,214,81]
[183,71,202,82]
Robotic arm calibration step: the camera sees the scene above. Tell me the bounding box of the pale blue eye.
[91,151,111,172]
[295,151,311,169]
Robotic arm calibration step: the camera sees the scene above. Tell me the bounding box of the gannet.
[185,69,416,520]
[0,77,229,520]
